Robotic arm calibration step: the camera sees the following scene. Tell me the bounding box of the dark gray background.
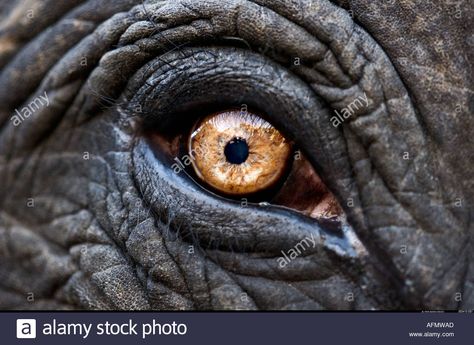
[3,312,472,344]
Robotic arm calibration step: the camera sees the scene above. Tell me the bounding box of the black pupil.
[224,137,249,164]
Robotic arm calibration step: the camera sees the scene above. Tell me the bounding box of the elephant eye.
[188,110,292,196]
[146,106,344,222]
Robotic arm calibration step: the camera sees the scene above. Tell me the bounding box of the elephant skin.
[0,0,472,310]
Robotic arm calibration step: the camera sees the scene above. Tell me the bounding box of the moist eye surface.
[188,109,292,196]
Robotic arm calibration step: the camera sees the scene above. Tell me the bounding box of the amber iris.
[189,110,292,195]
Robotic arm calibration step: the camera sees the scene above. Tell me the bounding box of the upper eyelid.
[124,47,326,142]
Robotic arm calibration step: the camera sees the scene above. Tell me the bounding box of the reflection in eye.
[189,110,292,196]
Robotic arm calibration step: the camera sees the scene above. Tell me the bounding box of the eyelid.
[146,107,344,227]
[133,138,355,254]
[127,46,351,216]
[126,47,328,145]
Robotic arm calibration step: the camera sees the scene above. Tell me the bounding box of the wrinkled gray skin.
[0,0,472,310]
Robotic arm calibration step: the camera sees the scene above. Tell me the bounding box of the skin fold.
[0,0,472,310]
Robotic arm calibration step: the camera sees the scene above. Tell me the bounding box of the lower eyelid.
[145,112,344,228]
[133,138,353,255]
